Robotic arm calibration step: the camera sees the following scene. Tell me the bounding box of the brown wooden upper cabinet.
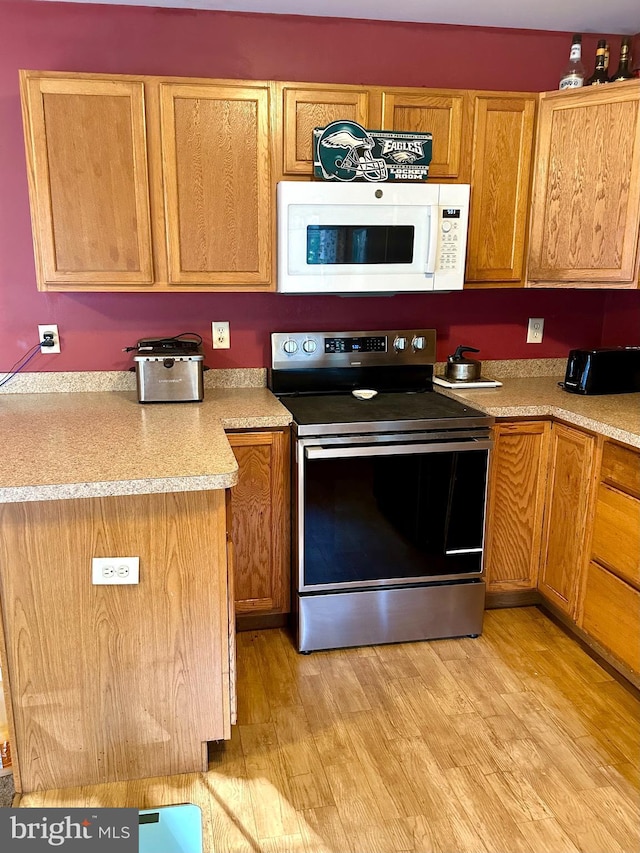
[379,88,467,180]
[160,82,271,286]
[21,72,547,293]
[20,74,154,289]
[466,92,536,285]
[276,83,469,182]
[275,82,536,286]
[527,80,640,288]
[20,71,273,291]
[276,82,373,177]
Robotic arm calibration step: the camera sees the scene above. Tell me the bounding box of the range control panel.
[271,329,437,370]
[324,336,386,354]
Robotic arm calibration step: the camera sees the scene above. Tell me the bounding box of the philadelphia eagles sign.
[313,120,433,182]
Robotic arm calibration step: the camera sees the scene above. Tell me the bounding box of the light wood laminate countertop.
[434,376,640,449]
[3,376,638,503]
[0,388,292,503]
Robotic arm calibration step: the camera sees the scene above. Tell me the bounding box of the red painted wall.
[0,1,638,371]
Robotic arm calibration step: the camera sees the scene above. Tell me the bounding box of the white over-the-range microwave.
[276,180,470,294]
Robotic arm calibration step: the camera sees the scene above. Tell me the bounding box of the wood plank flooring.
[17,607,640,853]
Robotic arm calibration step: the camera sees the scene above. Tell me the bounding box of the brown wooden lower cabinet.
[226,429,290,618]
[537,422,597,617]
[484,420,550,593]
[485,421,640,684]
[0,666,11,773]
[580,560,640,675]
[0,490,231,793]
[575,439,640,679]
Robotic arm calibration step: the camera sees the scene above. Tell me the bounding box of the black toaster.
[563,347,640,395]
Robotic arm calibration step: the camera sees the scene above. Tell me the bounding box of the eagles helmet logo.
[313,121,432,182]
[314,121,388,182]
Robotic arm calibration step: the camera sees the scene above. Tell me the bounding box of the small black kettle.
[446,346,481,382]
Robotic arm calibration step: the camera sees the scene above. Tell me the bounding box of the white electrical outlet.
[92,557,139,585]
[526,317,544,344]
[212,321,230,349]
[38,324,61,354]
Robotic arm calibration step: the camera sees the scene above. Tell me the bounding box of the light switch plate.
[92,557,139,585]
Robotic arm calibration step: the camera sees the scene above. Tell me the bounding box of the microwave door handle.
[425,205,439,274]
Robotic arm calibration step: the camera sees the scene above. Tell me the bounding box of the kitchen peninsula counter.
[0,387,292,503]
[434,375,640,449]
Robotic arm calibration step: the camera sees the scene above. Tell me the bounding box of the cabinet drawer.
[581,561,640,674]
[601,441,640,499]
[591,483,640,588]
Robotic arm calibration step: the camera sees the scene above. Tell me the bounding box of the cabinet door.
[466,94,536,284]
[227,430,290,616]
[278,83,372,176]
[539,424,596,616]
[591,483,640,588]
[160,82,272,287]
[484,421,550,592]
[380,89,467,180]
[20,73,154,289]
[528,82,640,286]
[581,561,640,675]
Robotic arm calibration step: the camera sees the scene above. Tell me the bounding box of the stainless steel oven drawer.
[297,579,485,652]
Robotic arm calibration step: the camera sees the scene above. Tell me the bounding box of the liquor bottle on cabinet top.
[586,39,610,85]
[559,34,585,89]
[609,37,634,81]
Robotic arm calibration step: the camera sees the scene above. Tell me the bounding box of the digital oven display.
[324,336,387,354]
[442,209,461,218]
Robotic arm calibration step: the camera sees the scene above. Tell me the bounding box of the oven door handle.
[305,440,492,460]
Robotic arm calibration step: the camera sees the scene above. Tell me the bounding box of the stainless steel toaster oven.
[133,354,205,403]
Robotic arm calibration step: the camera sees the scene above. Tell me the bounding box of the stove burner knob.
[393,336,407,352]
[302,338,317,354]
[282,338,299,355]
[412,335,426,351]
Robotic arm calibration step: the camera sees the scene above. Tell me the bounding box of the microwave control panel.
[438,208,463,273]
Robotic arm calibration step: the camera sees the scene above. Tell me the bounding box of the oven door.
[295,435,491,593]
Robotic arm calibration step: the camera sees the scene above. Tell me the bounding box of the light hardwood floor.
[17,607,640,853]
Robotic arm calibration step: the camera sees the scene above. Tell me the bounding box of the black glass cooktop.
[282,391,493,437]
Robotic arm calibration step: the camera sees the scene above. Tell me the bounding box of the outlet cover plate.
[38,324,61,354]
[526,317,544,344]
[212,321,230,349]
[92,557,139,585]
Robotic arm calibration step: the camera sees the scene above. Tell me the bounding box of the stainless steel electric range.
[268,329,494,653]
